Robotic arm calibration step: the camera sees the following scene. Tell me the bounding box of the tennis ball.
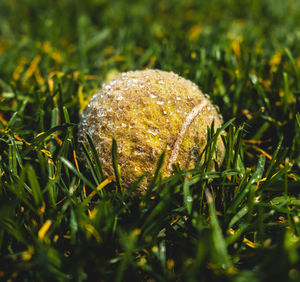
[78,69,224,192]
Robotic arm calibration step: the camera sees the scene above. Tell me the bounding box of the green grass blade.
[60,156,95,190]
[86,133,104,182]
[183,178,193,214]
[205,189,232,270]
[79,141,102,185]
[145,151,166,197]
[112,138,123,193]
[26,164,43,207]
[229,156,266,214]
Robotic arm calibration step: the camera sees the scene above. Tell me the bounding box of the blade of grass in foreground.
[86,133,104,183]
[80,141,102,185]
[285,48,300,90]
[26,164,43,207]
[183,178,193,214]
[296,113,300,127]
[198,118,236,169]
[112,139,123,193]
[145,151,166,199]
[60,156,95,190]
[205,189,233,270]
[21,124,75,157]
[229,156,266,214]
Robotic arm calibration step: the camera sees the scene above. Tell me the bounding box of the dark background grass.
[0,0,300,281]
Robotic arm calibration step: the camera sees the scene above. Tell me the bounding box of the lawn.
[0,0,300,281]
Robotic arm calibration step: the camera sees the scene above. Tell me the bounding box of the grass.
[0,0,300,281]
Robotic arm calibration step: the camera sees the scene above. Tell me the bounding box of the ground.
[0,0,300,281]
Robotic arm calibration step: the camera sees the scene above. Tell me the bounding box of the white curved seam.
[167,99,208,172]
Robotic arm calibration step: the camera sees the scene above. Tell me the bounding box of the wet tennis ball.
[78,69,224,192]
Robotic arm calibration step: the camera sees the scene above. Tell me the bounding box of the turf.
[0,0,300,281]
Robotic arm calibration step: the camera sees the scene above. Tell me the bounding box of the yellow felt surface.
[79,69,224,192]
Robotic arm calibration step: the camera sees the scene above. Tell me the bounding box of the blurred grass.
[0,0,300,281]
